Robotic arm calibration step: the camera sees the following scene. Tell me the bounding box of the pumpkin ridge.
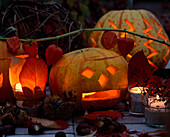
[118,10,125,37]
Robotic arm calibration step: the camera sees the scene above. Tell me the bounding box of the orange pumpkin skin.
[0,41,26,105]
[49,48,128,109]
[88,9,170,70]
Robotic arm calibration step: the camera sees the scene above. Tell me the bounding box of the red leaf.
[45,44,63,65]
[128,50,153,87]
[118,37,134,57]
[23,41,38,57]
[101,31,117,49]
[81,110,122,120]
[7,36,21,54]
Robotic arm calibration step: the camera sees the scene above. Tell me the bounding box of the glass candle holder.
[13,84,46,116]
[129,87,148,116]
[144,96,170,128]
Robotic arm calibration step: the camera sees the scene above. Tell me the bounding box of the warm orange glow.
[15,83,23,92]
[0,73,3,88]
[108,19,117,29]
[82,90,120,101]
[15,54,29,58]
[127,54,132,59]
[152,18,169,64]
[120,19,135,38]
[98,73,108,87]
[82,92,96,98]
[129,87,148,94]
[107,65,118,75]
[156,95,160,100]
[81,68,95,78]
[91,23,102,47]
[143,17,158,70]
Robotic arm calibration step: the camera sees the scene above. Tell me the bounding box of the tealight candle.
[144,96,169,128]
[129,87,147,115]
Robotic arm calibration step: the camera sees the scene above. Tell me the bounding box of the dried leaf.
[117,37,134,57]
[128,50,153,87]
[28,116,68,129]
[81,110,122,120]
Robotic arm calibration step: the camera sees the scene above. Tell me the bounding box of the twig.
[0,28,170,47]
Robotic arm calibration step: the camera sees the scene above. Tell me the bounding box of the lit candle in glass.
[129,87,147,115]
[144,95,169,128]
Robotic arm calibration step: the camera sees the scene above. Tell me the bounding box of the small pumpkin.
[9,57,48,101]
[49,48,128,109]
[88,9,170,70]
[0,40,26,104]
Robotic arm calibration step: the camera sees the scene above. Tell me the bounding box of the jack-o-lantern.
[9,56,48,106]
[0,41,26,104]
[49,48,128,109]
[88,9,170,70]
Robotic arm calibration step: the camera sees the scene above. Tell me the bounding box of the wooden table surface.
[6,110,166,137]
[6,86,169,137]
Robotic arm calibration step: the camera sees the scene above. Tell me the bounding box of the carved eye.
[107,65,118,75]
[81,65,119,88]
[81,68,95,78]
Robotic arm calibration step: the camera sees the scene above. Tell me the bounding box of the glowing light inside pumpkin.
[107,65,118,75]
[15,83,23,92]
[82,90,120,101]
[81,68,95,78]
[120,19,135,38]
[108,19,117,29]
[98,73,108,87]
[152,18,169,64]
[91,23,102,47]
[82,92,96,98]
[0,73,3,88]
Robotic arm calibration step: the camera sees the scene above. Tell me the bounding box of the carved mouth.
[82,90,120,101]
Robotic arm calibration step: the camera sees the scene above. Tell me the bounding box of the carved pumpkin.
[88,9,170,70]
[49,48,128,109]
[0,41,26,104]
[9,57,48,103]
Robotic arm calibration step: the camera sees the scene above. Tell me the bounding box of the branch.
[0,28,170,46]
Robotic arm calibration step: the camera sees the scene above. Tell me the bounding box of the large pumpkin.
[88,9,170,70]
[49,48,128,109]
[0,41,26,104]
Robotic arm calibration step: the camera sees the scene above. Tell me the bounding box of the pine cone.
[55,102,84,120]
[41,95,64,120]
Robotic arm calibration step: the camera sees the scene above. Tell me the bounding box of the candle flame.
[156,95,160,100]
[15,83,23,92]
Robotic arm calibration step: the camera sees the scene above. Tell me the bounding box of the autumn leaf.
[28,116,68,129]
[81,110,122,120]
[117,37,134,57]
[128,50,153,87]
